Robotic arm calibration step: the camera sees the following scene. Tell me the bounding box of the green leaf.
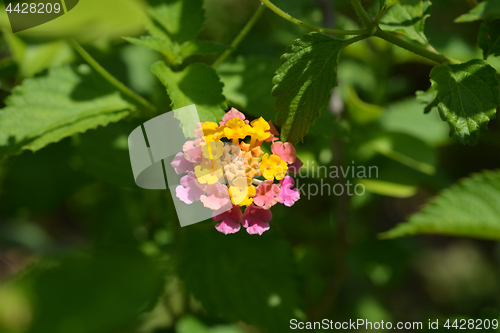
[125,37,229,66]
[379,98,449,146]
[356,154,431,198]
[124,35,175,57]
[1,141,89,214]
[360,132,436,175]
[455,0,500,23]
[429,59,500,146]
[148,0,205,44]
[75,122,138,187]
[272,32,345,144]
[177,40,230,61]
[179,227,301,332]
[0,64,135,157]
[217,56,279,120]
[379,0,432,45]
[0,0,145,43]
[120,44,161,96]
[478,20,500,59]
[151,61,226,135]
[380,170,500,240]
[415,86,438,114]
[176,315,246,333]
[4,32,74,77]
[359,179,417,198]
[345,86,383,124]
[379,0,400,11]
[129,1,227,66]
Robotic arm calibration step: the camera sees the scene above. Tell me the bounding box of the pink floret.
[213,205,243,234]
[175,171,205,204]
[242,204,272,235]
[279,175,300,207]
[171,152,194,174]
[253,180,282,210]
[201,182,231,211]
[182,139,203,163]
[271,141,297,165]
[219,108,249,126]
[287,157,303,175]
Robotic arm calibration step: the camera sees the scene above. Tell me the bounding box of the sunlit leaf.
[379,0,431,45]
[272,32,345,144]
[0,64,135,157]
[379,0,400,11]
[128,0,227,66]
[124,37,229,66]
[3,32,74,77]
[151,61,226,135]
[124,35,175,58]
[148,0,205,45]
[178,40,229,60]
[0,0,145,43]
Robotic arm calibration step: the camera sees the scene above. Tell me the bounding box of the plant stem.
[260,0,369,35]
[374,6,387,26]
[374,29,453,64]
[344,34,371,46]
[69,38,157,113]
[350,0,374,30]
[213,4,266,69]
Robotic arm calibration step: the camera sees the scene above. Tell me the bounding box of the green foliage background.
[0,0,500,332]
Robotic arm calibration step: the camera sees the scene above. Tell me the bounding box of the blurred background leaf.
[381,170,500,240]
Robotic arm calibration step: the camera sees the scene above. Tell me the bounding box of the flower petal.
[280,175,300,207]
[176,172,205,204]
[271,141,296,165]
[171,152,194,174]
[242,204,272,235]
[219,108,249,126]
[213,205,243,234]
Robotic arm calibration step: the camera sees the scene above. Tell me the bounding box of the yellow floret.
[223,118,251,141]
[260,153,288,181]
[250,117,271,141]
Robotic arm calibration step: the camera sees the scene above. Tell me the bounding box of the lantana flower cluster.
[171,108,302,235]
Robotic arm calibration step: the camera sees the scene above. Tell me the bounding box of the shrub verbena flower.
[172,108,301,235]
